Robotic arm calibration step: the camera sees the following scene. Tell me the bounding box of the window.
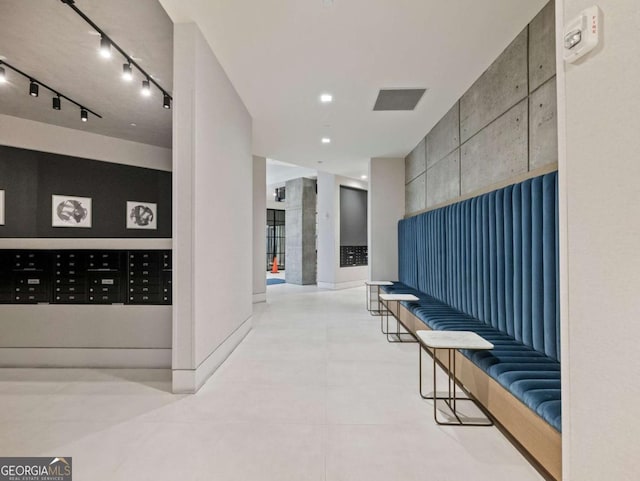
[266,209,285,270]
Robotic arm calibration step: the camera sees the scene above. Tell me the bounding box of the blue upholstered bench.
[384,171,562,479]
[382,282,561,432]
[389,283,562,431]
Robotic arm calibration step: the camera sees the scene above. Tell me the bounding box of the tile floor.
[0,284,545,480]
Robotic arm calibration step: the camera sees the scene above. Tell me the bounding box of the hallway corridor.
[0,285,544,480]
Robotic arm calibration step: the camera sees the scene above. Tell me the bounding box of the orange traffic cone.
[271,256,279,274]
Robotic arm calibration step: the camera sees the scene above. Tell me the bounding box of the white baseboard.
[0,348,171,368]
[172,315,252,394]
[252,293,266,303]
[318,280,366,290]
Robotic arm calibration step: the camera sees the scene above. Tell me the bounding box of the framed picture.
[52,195,92,228]
[0,190,4,225]
[127,201,157,230]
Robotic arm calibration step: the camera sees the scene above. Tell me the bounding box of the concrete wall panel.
[405,173,425,214]
[404,1,556,217]
[460,28,528,142]
[285,177,316,285]
[461,100,528,195]
[405,137,426,183]
[529,0,556,92]
[530,77,558,170]
[427,102,460,168]
[426,149,460,208]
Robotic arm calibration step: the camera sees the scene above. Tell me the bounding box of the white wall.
[368,158,404,281]
[172,23,253,393]
[317,172,368,289]
[0,306,170,368]
[0,114,171,171]
[0,114,172,368]
[557,1,640,480]
[253,156,267,303]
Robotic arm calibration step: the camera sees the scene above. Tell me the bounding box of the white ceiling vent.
[373,88,427,111]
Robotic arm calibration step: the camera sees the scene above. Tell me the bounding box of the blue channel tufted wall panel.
[398,171,559,361]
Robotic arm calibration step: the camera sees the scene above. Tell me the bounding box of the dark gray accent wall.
[0,145,172,238]
[405,0,557,215]
[340,186,367,246]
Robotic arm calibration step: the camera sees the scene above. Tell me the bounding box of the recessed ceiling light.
[130,123,137,127]
[321,137,331,144]
[320,93,333,103]
[361,175,368,180]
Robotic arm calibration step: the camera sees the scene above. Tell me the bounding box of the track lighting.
[99,35,111,58]
[60,1,172,110]
[1,61,101,122]
[122,63,133,81]
[141,79,151,97]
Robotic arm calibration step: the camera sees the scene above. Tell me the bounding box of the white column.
[172,23,253,393]
[368,158,405,281]
[253,156,267,303]
[556,0,640,479]
[316,172,336,288]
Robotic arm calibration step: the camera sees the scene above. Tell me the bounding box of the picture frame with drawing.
[52,195,92,228]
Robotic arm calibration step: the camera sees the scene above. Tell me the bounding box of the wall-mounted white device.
[563,6,602,63]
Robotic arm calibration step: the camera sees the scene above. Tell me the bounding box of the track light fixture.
[141,79,151,97]
[29,80,39,97]
[122,63,133,81]
[99,35,112,58]
[60,0,172,110]
[0,66,6,84]
[0,60,101,122]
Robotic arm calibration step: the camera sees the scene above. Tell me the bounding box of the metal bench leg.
[418,344,493,426]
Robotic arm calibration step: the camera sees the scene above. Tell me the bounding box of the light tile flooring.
[0,284,544,481]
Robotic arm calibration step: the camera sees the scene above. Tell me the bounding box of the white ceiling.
[0,0,548,176]
[0,0,173,148]
[266,158,316,186]
[160,0,547,177]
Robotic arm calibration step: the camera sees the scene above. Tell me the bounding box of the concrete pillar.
[284,177,316,285]
[252,156,266,303]
[368,158,405,281]
[172,23,253,394]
